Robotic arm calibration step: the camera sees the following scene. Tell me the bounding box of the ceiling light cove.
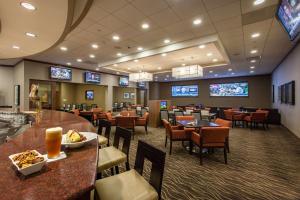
[141,23,150,29]
[112,35,120,41]
[164,39,170,44]
[193,18,202,25]
[251,33,260,38]
[91,44,99,49]
[20,2,36,10]
[25,32,37,37]
[253,0,265,6]
[250,49,258,54]
[198,44,206,49]
[60,46,68,51]
[89,54,95,58]
[12,45,20,49]
[76,58,82,62]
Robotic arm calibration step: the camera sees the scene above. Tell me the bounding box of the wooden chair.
[105,112,116,126]
[191,127,229,165]
[97,119,111,148]
[94,140,166,200]
[135,112,149,134]
[116,116,135,139]
[97,127,131,178]
[162,119,190,155]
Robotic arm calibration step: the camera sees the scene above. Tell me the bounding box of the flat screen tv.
[160,101,167,109]
[85,90,94,100]
[210,82,249,97]
[119,77,129,86]
[171,85,198,97]
[50,66,72,80]
[276,0,300,41]
[137,82,146,88]
[85,71,101,84]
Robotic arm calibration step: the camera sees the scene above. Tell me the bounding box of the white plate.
[61,132,97,148]
[9,150,47,176]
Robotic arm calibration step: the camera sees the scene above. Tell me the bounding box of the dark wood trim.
[0,64,14,67]
[70,0,94,31]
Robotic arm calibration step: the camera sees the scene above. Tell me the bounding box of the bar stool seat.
[95,169,158,200]
[98,135,108,146]
[97,146,127,172]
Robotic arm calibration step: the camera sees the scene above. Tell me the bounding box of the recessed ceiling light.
[60,46,68,51]
[182,63,186,66]
[228,68,232,71]
[250,70,255,73]
[250,59,256,63]
[76,58,82,62]
[250,49,258,54]
[212,58,218,62]
[193,18,202,25]
[164,78,168,81]
[20,2,36,10]
[117,53,122,57]
[231,72,235,75]
[198,44,206,49]
[253,0,265,6]
[157,67,162,70]
[250,66,255,69]
[96,68,100,71]
[113,64,118,67]
[207,52,213,57]
[12,45,20,49]
[155,76,158,78]
[91,44,99,49]
[127,67,131,70]
[66,62,71,66]
[164,39,170,44]
[209,70,213,73]
[166,75,169,78]
[134,59,139,62]
[112,35,120,41]
[116,72,120,74]
[137,47,143,51]
[89,54,95,58]
[251,33,260,38]
[161,53,167,57]
[214,74,218,77]
[25,32,37,37]
[141,23,150,29]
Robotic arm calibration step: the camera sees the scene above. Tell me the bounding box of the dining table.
[0,110,98,200]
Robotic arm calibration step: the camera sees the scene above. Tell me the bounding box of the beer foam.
[46,127,62,134]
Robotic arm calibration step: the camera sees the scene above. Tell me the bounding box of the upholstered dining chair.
[256,109,270,129]
[215,118,231,152]
[162,119,190,155]
[94,140,166,200]
[97,119,111,148]
[120,110,136,116]
[116,116,135,139]
[105,112,116,126]
[191,111,202,121]
[244,112,268,130]
[135,112,149,134]
[191,127,229,165]
[175,115,195,136]
[91,107,103,125]
[97,126,131,178]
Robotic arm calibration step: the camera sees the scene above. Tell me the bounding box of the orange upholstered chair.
[175,115,195,135]
[116,116,135,139]
[215,118,231,152]
[224,109,245,127]
[191,127,229,165]
[162,119,190,155]
[105,112,116,126]
[135,112,149,133]
[120,110,136,116]
[244,112,268,130]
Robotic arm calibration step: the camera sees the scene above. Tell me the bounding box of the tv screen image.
[86,90,94,100]
[137,82,146,88]
[171,85,198,97]
[85,72,101,84]
[160,101,167,109]
[210,82,249,97]
[119,77,129,86]
[50,66,72,80]
[277,0,300,40]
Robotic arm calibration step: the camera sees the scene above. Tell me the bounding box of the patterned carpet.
[103,125,300,200]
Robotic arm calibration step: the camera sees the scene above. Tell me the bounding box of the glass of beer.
[45,127,62,158]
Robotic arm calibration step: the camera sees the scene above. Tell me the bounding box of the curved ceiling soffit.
[0,0,92,60]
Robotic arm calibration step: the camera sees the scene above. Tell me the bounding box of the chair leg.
[226,138,230,153]
[165,136,168,147]
[125,162,130,171]
[224,147,227,164]
[110,168,114,175]
[115,166,119,174]
[97,172,102,179]
[189,140,193,155]
[169,140,172,155]
[199,147,203,165]
[145,125,148,134]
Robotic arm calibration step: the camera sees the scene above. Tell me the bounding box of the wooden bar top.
[0,110,98,200]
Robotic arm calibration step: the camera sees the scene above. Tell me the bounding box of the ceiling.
[0,0,298,81]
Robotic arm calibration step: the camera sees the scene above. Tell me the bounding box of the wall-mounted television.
[276,0,300,41]
[50,66,72,80]
[210,82,249,97]
[119,77,129,86]
[171,85,198,97]
[160,101,167,109]
[137,82,146,88]
[85,71,101,84]
[85,90,94,100]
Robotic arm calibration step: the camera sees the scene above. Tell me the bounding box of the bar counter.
[0,110,98,200]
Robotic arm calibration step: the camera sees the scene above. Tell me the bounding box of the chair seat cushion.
[97,146,126,172]
[98,135,108,146]
[191,132,200,145]
[95,169,158,200]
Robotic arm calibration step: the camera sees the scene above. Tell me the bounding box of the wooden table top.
[177,120,220,128]
[0,110,98,200]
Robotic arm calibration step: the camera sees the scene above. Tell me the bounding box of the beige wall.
[0,66,14,106]
[272,44,300,138]
[113,86,136,104]
[151,75,271,108]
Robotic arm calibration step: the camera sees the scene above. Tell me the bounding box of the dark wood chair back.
[116,117,135,129]
[134,140,166,200]
[98,119,111,145]
[113,127,132,157]
[251,112,267,122]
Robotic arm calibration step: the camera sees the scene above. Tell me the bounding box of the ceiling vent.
[242,5,277,25]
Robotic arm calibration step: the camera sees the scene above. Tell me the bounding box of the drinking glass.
[45,127,62,158]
